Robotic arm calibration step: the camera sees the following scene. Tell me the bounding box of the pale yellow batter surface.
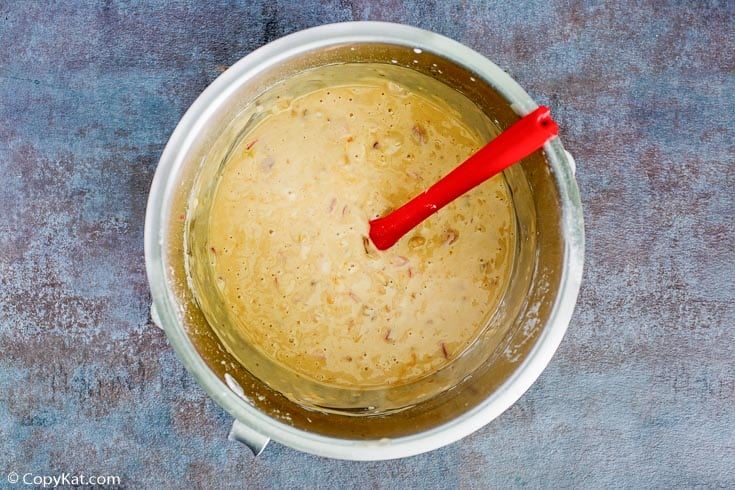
[203,77,514,388]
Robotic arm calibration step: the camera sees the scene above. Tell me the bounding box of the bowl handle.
[228,420,271,456]
[564,150,576,176]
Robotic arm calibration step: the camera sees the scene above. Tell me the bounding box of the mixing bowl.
[145,21,584,460]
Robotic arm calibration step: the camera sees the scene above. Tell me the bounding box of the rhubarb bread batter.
[199,71,515,389]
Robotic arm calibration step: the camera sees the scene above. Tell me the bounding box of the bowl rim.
[144,20,585,460]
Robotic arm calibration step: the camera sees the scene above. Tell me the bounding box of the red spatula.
[368,106,558,250]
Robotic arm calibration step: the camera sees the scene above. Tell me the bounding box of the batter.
[199,71,515,389]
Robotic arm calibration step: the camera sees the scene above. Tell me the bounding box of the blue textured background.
[1,1,733,488]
